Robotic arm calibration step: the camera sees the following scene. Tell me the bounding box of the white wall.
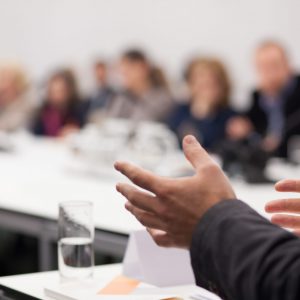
[0,0,299,108]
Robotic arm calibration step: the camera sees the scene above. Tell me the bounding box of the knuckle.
[156,204,168,217]
[125,192,133,203]
[138,214,147,226]
[202,162,220,174]
[283,199,289,209]
[136,211,149,226]
[164,218,173,231]
[127,191,136,204]
[130,172,138,183]
[156,180,174,197]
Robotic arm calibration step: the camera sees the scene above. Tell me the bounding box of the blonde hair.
[0,61,29,94]
[184,57,231,108]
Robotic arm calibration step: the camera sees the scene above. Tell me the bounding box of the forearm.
[190,200,300,300]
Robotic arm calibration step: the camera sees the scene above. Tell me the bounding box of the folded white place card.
[123,230,195,287]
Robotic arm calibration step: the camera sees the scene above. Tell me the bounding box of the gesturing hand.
[265,179,300,236]
[114,135,236,249]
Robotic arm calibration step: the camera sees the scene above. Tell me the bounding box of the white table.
[0,264,121,300]
[0,264,216,300]
[0,132,299,271]
[0,133,143,270]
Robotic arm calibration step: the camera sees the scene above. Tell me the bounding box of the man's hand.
[265,179,300,236]
[114,135,236,249]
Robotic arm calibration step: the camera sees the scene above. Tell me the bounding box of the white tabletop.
[0,133,143,234]
[0,132,299,235]
[0,264,121,299]
[0,264,219,300]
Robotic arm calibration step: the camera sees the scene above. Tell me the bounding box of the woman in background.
[168,57,235,151]
[0,61,34,132]
[104,49,173,122]
[32,69,85,137]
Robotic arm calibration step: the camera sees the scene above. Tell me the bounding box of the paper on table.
[44,277,183,300]
[98,275,140,295]
[44,279,218,300]
[123,230,195,287]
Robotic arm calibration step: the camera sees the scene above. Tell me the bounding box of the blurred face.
[189,66,223,106]
[0,69,20,104]
[94,64,107,85]
[255,46,291,96]
[119,58,149,91]
[48,78,70,107]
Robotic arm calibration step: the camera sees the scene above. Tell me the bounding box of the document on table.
[44,278,219,300]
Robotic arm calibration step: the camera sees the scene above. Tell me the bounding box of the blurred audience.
[32,69,85,137]
[2,42,300,157]
[168,57,235,150]
[227,41,300,158]
[86,60,115,123]
[103,49,173,122]
[0,62,34,132]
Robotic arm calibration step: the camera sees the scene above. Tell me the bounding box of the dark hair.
[122,49,169,90]
[122,49,147,63]
[43,69,82,124]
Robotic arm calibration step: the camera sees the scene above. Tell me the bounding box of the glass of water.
[58,201,94,281]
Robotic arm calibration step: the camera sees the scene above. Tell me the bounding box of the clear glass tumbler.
[58,201,94,281]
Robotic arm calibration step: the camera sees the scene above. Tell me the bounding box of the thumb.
[182,135,211,170]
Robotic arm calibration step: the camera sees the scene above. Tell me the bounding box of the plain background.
[0,0,298,108]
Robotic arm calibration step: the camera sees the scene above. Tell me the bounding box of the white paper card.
[123,230,195,287]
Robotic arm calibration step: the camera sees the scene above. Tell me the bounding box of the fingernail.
[185,135,196,144]
[264,204,271,212]
[125,201,131,211]
[114,161,120,170]
[116,183,121,191]
[275,180,294,191]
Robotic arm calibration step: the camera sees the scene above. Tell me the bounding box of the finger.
[265,199,300,213]
[116,183,162,214]
[146,228,174,247]
[125,202,166,231]
[271,214,300,229]
[114,161,161,194]
[182,135,212,171]
[275,179,300,193]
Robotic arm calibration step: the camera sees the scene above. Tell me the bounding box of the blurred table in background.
[0,132,299,271]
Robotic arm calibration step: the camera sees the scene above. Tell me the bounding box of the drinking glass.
[58,201,94,281]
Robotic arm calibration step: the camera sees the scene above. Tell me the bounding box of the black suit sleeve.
[190,200,300,300]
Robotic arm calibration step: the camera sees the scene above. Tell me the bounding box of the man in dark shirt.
[115,135,300,300]
[227,41,300,158]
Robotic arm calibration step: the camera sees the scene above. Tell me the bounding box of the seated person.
[227,40,300,158]
[168,57,235,150]
[32,69,84,137]
[104,49,173,122]
[86,60,115,123]
[0,61,34,132]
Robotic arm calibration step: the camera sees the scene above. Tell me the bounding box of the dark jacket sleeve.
[190,200,300,300]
